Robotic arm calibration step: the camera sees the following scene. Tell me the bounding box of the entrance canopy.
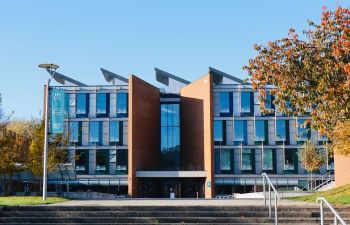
[136,171,207,178]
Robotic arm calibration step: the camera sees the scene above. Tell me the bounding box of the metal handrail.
[262,173,281,225]
[301,171,334,191]
[316,197,346,225]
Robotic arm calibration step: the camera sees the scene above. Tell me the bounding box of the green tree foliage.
[0,130,29,195]
[243,7,350,146]
[332,120,350,156]
[28,121,68,177]
[299,140,326,173]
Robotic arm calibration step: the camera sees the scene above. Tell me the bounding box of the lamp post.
[38,63,59,201]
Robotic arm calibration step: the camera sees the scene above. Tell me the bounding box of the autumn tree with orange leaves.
[244,6,350,154]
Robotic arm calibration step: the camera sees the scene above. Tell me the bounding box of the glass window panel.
[265,92,274,110]
[241,92,251,113]
[89,121,100,143]
[76,93,87,115]
[318,131,328,142]
[69,122,79,142]
[234,120,246,142]
[220,149,231,171]
[242,149,252,170]
[161,104,168,126]
[64,93,70,117]
[116,149,127,174]
[96,93,107,114]
[75,150,87,174]
[117,93,128,116]
[220,92,230,113]
[276,120,287,141]
[161,127,167,152]
[255,120,266,141]
[96,150,108,174]
[173,126,180,149]
[109,121,119,143]
[263,148,273,170]
[284,149,295,170]
[172,104,180,126]
[297,119,310,140]
[214,120,223,142]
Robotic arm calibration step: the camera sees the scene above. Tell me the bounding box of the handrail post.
[334,217,338,225]
[320,201,324,225]
[275,195,278,225]
[269,184,272,218]
[263,176,266,207]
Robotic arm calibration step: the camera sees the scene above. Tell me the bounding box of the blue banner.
[50,89,65,134]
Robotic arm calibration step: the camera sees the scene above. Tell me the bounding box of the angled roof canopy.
[155,68,190,86]
[46,69,87,86]
[209,67,249,85]
[100,68,128,84]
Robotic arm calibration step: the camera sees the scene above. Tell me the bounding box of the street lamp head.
[38,63,59,70]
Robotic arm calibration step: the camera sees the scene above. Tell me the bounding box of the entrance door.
[163,183,180,198]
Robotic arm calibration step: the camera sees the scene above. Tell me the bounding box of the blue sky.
[0,0,349,119]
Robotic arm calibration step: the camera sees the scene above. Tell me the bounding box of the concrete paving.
[52,198,318,207]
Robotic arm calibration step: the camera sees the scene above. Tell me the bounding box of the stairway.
[0,205,349,224]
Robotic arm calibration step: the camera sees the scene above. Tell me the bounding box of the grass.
[288,184,350,205]
[0,196,69,206]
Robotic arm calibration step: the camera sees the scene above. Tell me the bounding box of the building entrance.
[139,178,205,198]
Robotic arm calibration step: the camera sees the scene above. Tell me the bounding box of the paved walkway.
[52,199,318,207]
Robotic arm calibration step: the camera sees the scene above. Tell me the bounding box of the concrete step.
[0,223,322,225]
[2,210,350,218]
[4,205,350,211]
[0,216,349,223]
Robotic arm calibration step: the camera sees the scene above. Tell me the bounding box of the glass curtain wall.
[160,103,180,170]
[76,93,89,117]
[96,93,110,117]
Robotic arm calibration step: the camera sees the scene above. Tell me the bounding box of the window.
[234,120,247,145]
[69,122,81,145]
[262,148,274,171]
[64,93,70,117]
[327,149,334,170]
[220,92,232,116]
[214,120,223,142]
[297,119,310,142]
[96,93,110,117]
[96,149,109,175]
[276,120,288,143]
[220,149,231,171]
[89,121,102,145]
[75,150,88,174]
[160,103,180,170]
[318,131,329,144]
[241,92,253,115]
[241,149,254,172]
[109,121,120,144]
[116,149,128,175]
[117,93,128,118]
[255,120,268,144]
[76,93,89,117]
[263,92,275,115]
[284,149,298,173]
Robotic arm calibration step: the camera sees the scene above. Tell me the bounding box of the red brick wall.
[128,75,160,197]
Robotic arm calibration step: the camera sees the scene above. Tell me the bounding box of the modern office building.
[45,67,334,198]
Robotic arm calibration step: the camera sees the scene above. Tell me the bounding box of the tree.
[27,121,68,177]
[332,120,350,156]
[0,130,29,195]
[243,7,350,147]
[298,140,326,190]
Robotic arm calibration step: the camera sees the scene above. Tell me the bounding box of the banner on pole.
[50,89,65,134]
